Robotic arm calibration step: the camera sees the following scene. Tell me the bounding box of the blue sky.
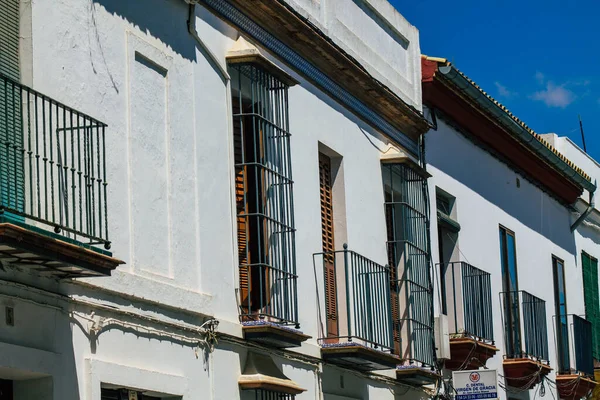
[392,0,600,162]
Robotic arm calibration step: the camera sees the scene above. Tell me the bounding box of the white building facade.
[422,57,600,400]
[0,0,439,399]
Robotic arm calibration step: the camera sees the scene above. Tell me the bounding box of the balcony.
[554,314,597,399]
[0,73,122,277]
[500,290,552,390]
[438,262,498,370]
[315,245,401,371]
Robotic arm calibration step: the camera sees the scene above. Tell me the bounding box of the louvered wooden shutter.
[0,0,19,80]
[583,253,600,360]
[234,98,269,318]
[319,153,337,337]
[0,0,24,213]
[233,99,251,313]
[384,192,401,354]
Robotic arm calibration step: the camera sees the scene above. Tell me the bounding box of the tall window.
[383,162,434,366]
[230,62,298,327]
[552,256,570,373]
[0,0,24,213]
[319,153,337,338]
[435,189,459,315]
[499,226,521,357]
[582,252,600,360]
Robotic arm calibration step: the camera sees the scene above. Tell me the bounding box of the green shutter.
[0,0,20,80]
[0,0,24,213]
[582,252,600,360]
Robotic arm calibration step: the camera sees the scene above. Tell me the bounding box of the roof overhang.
[422,57,595,205]
[201,0,430,142]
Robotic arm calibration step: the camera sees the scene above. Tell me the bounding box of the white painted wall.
[0,0,425,399]
[427,119,591,400]
[283,0,422,110]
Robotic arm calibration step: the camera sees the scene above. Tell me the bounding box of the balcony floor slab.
[0,223,123,278]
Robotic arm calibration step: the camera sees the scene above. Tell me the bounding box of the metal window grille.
[0,73,110,249]
[249,390,295,400]
[500,290,549,361]
[383,163,435,367]
[230,63,298,327]
[315,245,394,352]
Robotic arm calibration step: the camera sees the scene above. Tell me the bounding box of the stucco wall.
[0,0,423,399]
[427,119,587,400]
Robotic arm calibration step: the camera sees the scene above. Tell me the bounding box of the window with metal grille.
[242,389,295,400]
[230,63,298,327]
[582,252,600,360]
[100,388,161,400]
[383,163,435,366]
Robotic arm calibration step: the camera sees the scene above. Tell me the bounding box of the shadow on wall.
[577,221,600,246]
[92,0,234,77]
[426,119,577,253]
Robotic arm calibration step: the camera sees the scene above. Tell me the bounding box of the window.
[241,389,295,400]
[230,62,298,327]
[319,153,337,338]
[383,162,434,366]
[101,388,161,400]
[552,256,570,373]
[582,252,600,360]
[435,189,459,315]
[499,226,521,357]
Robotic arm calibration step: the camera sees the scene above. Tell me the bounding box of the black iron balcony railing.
[500,290,549,361]
[438,262,494,342]
[315,245,394,353]
[553,314,594,377]
[0,73,110,249]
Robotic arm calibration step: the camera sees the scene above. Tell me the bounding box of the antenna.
[579,114,588,153]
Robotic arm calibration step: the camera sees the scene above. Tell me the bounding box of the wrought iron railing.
[315,245,394,353]
[553,314,594,377]
[500,290,549,361]
[438,262,494,342]
[0,73,110,249]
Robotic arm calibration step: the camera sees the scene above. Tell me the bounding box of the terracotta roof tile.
[421,55,592,182]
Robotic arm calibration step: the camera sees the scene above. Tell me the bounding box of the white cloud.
[535,71,545,84]
[531,82,576,108]
[495,82,517,98]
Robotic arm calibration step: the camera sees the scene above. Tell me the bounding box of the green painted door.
[0,0,25,214]
[582,252,600,360]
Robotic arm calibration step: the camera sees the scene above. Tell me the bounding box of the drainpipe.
[186,2,230,82]
[571,181,597,232]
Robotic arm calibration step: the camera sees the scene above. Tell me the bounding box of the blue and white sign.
[452,370,498,400]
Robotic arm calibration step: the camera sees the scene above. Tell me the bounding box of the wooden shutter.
[233,99,250,314]
[0,0,19,80]
[583,253,600,360]
[0,0,24,213]
[319,153,337,337]
[384,192,400,354]
[234,98,269,318]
